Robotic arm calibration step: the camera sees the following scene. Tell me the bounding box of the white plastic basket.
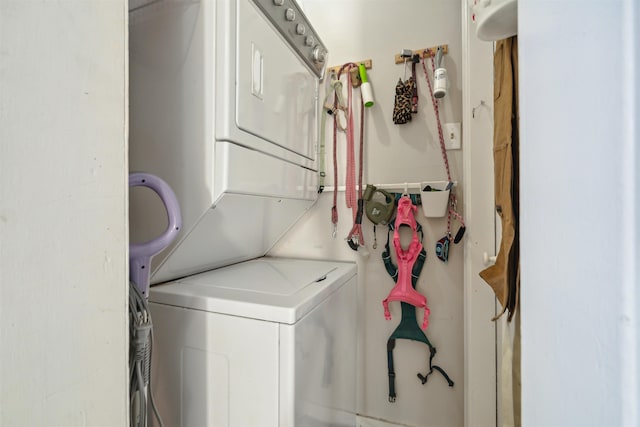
[420,181,450,217]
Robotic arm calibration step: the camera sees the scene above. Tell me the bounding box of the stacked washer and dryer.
[129,0,356,426]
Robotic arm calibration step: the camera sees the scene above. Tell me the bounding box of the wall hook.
[472,100,486,118]
[394,45,448,64]
[483,252,497,266]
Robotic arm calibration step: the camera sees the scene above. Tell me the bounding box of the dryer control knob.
[273,0,284,5]
[285,8,295,21]
[305,35,315,47]
[296,23,306,35]
[312,46,327,63]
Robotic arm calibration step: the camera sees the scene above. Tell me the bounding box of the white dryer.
[129,0,329,285]
[149,257,357,427]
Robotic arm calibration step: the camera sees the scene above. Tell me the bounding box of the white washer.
[128,1,353,425]
[149,257,357,427]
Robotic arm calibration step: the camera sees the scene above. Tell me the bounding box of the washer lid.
[149,257,356,324]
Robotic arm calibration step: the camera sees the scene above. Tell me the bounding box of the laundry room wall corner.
[269,1,466,425]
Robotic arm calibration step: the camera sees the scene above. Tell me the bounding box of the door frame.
[461,2,499,426]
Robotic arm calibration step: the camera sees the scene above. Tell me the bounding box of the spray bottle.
[433,46,448,99]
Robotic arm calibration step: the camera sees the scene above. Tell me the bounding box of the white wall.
[0,1,129,425]
[519,0,640,425]
[270,1,468,426]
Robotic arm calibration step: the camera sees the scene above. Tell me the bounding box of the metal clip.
[347,235,359,251]
[400,48,413,58]
[372,225,378,250]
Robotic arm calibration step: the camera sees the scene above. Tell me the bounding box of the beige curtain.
[479,36,521,426]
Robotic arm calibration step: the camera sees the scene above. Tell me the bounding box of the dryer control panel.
[251,0,327,78]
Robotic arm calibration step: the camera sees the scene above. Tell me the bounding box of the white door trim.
[461,1,498,426]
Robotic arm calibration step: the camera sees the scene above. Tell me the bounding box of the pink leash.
[421,56,466,240]
[337,63,366,249]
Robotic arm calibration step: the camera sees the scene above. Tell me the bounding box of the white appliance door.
[236,0,317,160]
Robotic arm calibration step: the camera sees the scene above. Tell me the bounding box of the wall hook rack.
[326,59,373,87]
[394,45,448,64]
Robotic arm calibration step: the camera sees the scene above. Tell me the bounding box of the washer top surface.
[149,257,356,324]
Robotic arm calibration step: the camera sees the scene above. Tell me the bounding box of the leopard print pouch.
[393,78,413,125]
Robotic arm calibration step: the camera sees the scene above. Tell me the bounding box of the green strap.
[391,192,421,206]
[387,339,397,402]
[318,78,333,193]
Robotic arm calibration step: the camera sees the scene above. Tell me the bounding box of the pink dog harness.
[382,196,430,329]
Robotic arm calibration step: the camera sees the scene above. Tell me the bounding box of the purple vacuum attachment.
[129,172,182,297]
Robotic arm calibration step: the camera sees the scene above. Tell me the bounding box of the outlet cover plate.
[444,122,461,150]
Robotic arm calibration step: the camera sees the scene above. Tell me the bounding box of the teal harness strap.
[382,223,454,402]
[381,222,425,282]
[391,192,421,206]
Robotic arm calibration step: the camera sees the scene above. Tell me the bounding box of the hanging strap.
[421,57,451,182]
[339,63,357,213]
[421,56,467,241]
[320,74,347,195]
[387,331,454,402]
[347,94,366,249]
[387,339,397,402]
[318,74,334,194]
[386,309,455,402]
[416,344,455,387]
[337,63,366,250]
[330,74,348,237]
[331,84,340,236]
[411,54,419,114]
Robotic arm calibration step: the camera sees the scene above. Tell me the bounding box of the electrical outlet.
[444,122,461,150]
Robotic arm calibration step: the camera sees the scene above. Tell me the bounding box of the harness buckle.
[347,236,360,251]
